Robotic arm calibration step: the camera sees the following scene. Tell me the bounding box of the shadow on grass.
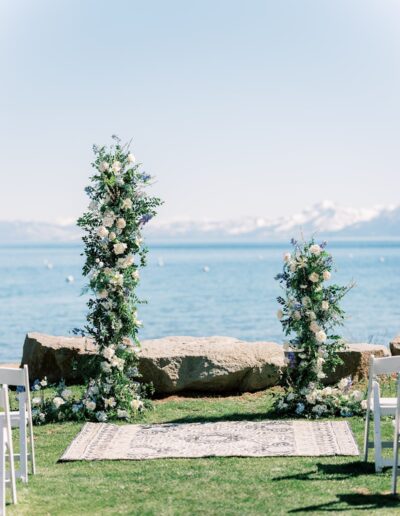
[274,461,374,482]
[164,412,285,424]
[289,493,400,512]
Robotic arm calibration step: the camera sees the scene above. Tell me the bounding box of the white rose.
[338,378,349,390]
[302,296,311,307]
[98,290,108,299]
[315,330,327,343]
[111,357,125,371]
[111,272,124,287]
[290,262,297,273]
[122,198,133,210]
[32,397,41,406]
[118,255,134,269]
[102,347,115,360]
[310,244,321,256]
[322,387,332,396]
[135,236,143,246]
[306,391,317,404]
[112,161,122,173]
[283,252,291,263]
[131,399,143,410]
[321,300,329,311]
[293,310,301,321]
[97,226,109,238]
[116,218,126,229]
[103,216,114,228]
[109,231,117,241]
[85,400,96,411]
[113,242,127,255]
[310,321,320,333]
[127,153,136,163]
[132,270,140,281]
[309,272,319,283]
[104,397,116,408]
[307,311,316,320]
[323,270,331,281]
[99,161,109,172]
[53,397,65,409]
[101,361,112,373]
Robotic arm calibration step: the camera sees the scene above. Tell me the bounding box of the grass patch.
[7,389,400,515]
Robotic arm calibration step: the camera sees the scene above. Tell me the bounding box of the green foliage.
[34,136,162,424]
[274,239,363,417]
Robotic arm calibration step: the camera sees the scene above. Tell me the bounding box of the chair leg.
[373,412,383,472]
[363,409,371,462]
[19,420,28,483]
[0,428,5,515]
[392,433,399,494]
[7,435,17,505]
[28,415,36,475]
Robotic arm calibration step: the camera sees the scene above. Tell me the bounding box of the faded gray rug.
[60,420,359,461]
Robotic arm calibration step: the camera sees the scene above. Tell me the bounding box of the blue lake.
[0,242,399,362]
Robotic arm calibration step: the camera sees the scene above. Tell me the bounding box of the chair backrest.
[0,365,28,388]
[371,355,400,376]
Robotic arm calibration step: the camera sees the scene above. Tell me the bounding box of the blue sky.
[0,0,399,223]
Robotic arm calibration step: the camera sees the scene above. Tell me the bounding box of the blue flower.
[139,214,153,226]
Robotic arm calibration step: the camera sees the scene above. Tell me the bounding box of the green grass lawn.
[7,390,400,515]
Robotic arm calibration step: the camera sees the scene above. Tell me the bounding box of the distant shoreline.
[1,239,400,249]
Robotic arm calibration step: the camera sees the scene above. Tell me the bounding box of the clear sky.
[0,0,399,224]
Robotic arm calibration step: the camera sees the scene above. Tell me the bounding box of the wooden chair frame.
[0,366,36,483]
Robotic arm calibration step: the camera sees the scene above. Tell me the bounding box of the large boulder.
[390,335,400,356]
[20,333,391,393]
[138,336,284,393]
[21,332,98,383]
[325,343,390,384]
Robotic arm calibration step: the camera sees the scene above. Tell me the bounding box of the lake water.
[0,242,399,362]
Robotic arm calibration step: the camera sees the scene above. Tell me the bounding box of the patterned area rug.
[60,420,359,461]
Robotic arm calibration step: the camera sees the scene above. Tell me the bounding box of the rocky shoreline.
[18,332,397,394]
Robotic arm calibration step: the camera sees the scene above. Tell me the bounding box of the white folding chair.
[363,355,400,472]
[0,366,36,483]
[0,385,17,513]
[392,373,400,494]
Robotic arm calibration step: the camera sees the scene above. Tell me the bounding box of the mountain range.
[1,201,399,243]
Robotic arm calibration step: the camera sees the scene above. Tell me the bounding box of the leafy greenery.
[9,389,400,515]
[274,239,362,417]
[32,136,162,424]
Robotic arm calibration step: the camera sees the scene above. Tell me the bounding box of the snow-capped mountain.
[0,202,399,243]
[145,201,400,241]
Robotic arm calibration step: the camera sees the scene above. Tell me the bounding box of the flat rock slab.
[21,332,98,383]
[21,333,390,393]
[138,336,284,393]
[328,343,390,383]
